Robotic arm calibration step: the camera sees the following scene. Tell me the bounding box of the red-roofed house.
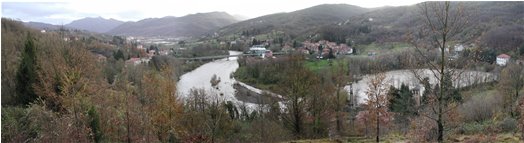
[126,58,141,66]
[496,54,511,66]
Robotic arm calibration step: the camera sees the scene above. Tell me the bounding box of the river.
[178,52,496,107]
[177,51,261,109]
[345,69,497,103]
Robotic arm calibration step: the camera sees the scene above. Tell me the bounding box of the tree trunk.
[512,87,519,117]
[437,115,443,142]
[336,85,342,133]
[295,112,301,136]
[376,110,380,143]
[438,5,448,141]
[126,99,131,143]
[294,96,301,137]
[365,118,369,137]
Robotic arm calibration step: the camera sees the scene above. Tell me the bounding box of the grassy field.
[304,59,331,73]
[304,59,347,73]
[355,42,411,56]
[460,83,498,98]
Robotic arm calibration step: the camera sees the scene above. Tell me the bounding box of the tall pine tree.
[15,33,38,105]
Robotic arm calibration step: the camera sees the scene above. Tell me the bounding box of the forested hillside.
[217,4,370,37]
[2,19,181,142]
[304,2,524,47]
[108,12,239,37]
[66,17,124,33]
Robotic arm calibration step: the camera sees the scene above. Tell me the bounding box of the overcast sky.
[2,0,423,25]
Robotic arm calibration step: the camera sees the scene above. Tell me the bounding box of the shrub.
[498,117,518,132]
[407,116,437,142]
[460,94,502,122]
[458,122,488,135]
[1,107,30,142]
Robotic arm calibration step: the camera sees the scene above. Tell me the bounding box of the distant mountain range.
[20,5,370,38]
[16,2,524,41]
[20,12,239,37]
[66,17,124,33]
[23,17,124,33]
[108,12,238,37]
[23,21,63,30]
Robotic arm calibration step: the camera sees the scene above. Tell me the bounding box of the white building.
[249,45,267,55]
[454,44,465,52]
[137,44,144,50]
[496,54,511,66]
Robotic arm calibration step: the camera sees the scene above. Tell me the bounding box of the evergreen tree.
[88,106,103,143]
[327,48,335,59]
[388,84,417,116]
[478,48,496,64]
[520,44,524,55]
[113,49,125,61]
[16,33,38,105]
[388,84,417,133]
[441,73,462,104]
[421,77,431,104]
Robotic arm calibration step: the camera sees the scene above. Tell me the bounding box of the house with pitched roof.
[496,54,511,66]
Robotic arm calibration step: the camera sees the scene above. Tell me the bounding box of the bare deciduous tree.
[365,73,391,142]
[279,54,319,138]
[407,2,469,142]
[331,61,350,135]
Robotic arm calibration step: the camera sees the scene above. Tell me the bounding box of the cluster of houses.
[294,40,353,58]
[245,40,354,59]
[124,44,172,66]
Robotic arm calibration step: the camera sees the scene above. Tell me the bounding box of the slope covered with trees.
[310,2,524,46]
[108,12,239,37]
[66,17,124,33]
[217,4,370,37]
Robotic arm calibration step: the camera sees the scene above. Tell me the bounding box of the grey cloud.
[2,2,71,17]
[1,2,144,24]
[2,2,76,24]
